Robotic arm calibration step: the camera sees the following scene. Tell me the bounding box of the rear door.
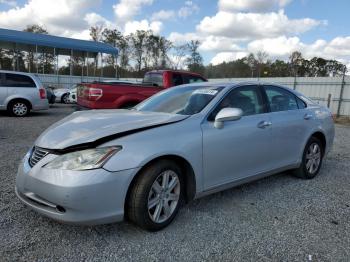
[0,73,7,108]
[262,85,311,168]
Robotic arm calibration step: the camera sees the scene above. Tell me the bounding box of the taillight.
[88,88,103,101]
[39,88,46,99]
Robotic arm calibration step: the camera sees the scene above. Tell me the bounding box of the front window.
[135,86,224,115]
[209,85,265,120]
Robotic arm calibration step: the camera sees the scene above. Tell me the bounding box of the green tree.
[289,51,303,77]
[246,53,257,77]
[326,60,346,76]
[129,30,149,76]
[23,24,49,73]
[269,60,290,77]
[145,34,172,69]
[89,26,105,76]
[102,28,130,77]
[171,44,188,70]
[185,40,204,74]
[256,51,268,78]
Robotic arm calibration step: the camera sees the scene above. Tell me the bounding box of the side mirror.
[214,108,243,129]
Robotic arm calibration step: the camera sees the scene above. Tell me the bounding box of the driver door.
[201,85,273,190]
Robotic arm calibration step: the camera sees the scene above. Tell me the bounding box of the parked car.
[45,86,56,104]
[77,70,207,109]
[16,82,334,231]
[68,87,77,103]
[53,85,76,104]
[0,70,49,116]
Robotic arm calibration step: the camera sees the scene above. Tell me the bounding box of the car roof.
[0,69,32,75]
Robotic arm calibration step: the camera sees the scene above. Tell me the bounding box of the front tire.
[293,137,323,179]
[127,160,184,231]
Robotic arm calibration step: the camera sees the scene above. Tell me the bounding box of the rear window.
[183,74,206,84]
[143,73,163,87]
[3,73,36,88]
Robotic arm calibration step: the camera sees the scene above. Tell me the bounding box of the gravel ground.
[0,104,350,261]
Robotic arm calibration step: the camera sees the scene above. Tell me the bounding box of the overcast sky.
[0,0,349,67]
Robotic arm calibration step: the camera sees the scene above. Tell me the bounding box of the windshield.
[135,85,224,115]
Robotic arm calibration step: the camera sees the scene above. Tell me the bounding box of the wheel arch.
[310,131,326,155]
[6,97,32,110]
[124,154,197,215]
[60,92,69,102]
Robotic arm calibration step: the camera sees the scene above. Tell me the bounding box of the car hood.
[35,109,188,151]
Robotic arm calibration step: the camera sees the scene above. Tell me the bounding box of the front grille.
[29,147,49,167]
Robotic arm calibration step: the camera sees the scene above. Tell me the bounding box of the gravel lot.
[1,104,350,261]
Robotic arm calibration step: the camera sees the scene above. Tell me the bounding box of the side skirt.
[194,163,300,199]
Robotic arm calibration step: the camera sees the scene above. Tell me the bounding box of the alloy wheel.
[147,170,180,224]
[305,143,321,174]
[13,102,28,116]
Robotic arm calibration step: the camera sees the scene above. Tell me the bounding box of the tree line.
[0,24,347,78]
[206,51,347,79]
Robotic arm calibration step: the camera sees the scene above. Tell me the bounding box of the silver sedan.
[16,82,335,231]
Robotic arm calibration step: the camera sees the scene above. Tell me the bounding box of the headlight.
[44,146,121,171]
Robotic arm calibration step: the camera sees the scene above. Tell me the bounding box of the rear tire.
[127,160,184,231]
[292,137,323,179]
[8,100,30,117]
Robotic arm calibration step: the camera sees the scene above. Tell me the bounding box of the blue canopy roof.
[0,28,118,56]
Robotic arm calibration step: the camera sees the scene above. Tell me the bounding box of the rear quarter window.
[296,96,307,109]
[4,73,36,88]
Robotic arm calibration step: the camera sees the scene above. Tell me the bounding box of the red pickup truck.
[77,70,207,109]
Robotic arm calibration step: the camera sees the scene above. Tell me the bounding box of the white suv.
[0,70,49,116]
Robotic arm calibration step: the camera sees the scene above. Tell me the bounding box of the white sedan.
[68,88,77,103]
[53,85,76,104]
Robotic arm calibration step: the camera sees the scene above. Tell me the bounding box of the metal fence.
[37,74,350,116]
[37,74,141,89]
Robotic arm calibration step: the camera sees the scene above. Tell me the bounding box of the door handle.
[257,121,272,129]
[304,114,313,120]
